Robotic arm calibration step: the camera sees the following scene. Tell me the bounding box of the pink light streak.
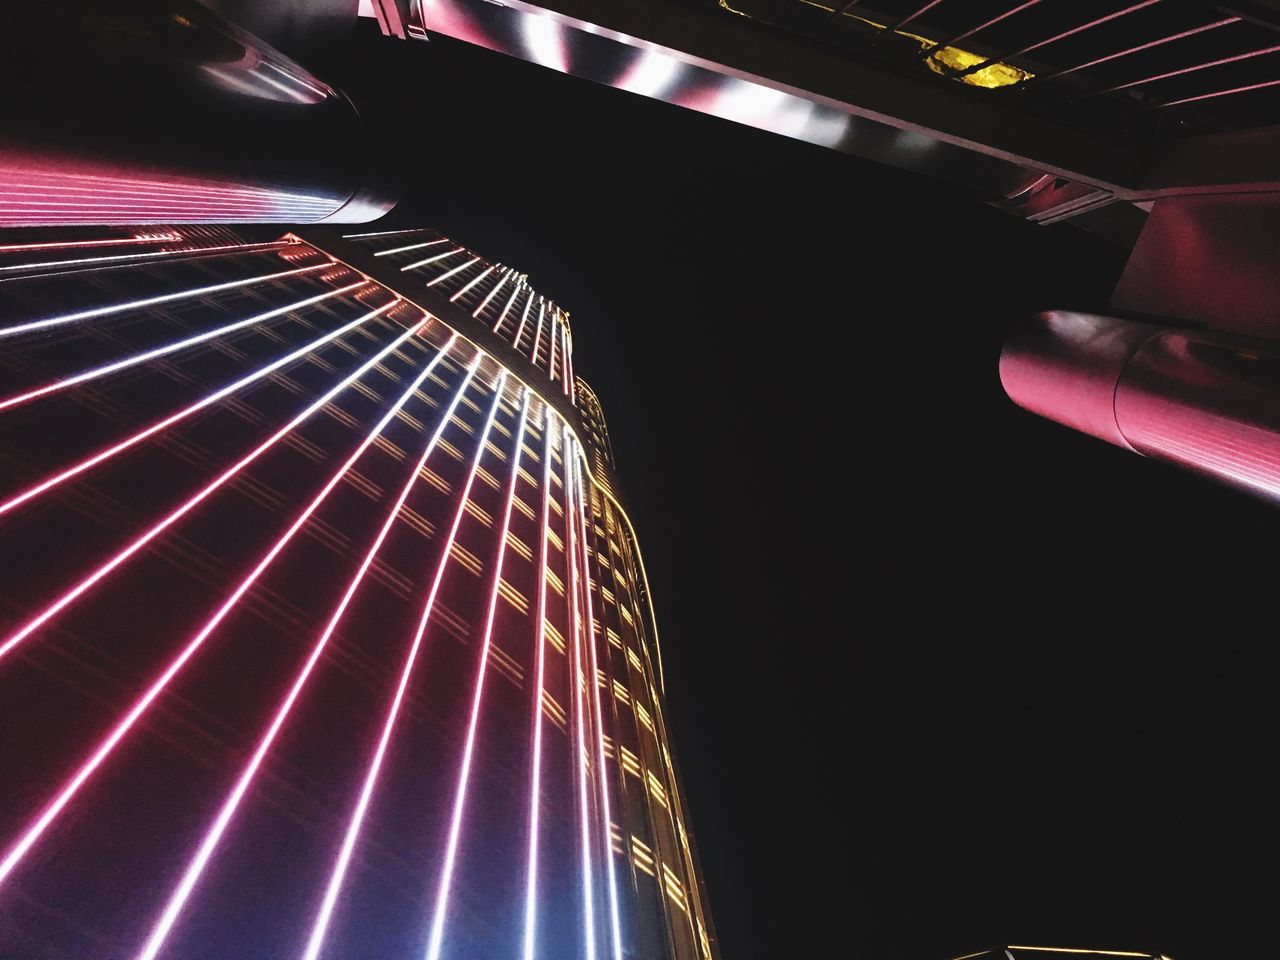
[0,261,328,340]
[0,280,364,414]
[531,301,547,367]
[133,335,466,960]
[424,387,532,960]
[564,425,599,960]
[522,406,557,960]
[548,314,559,381]
[560,322,572,396]
[0,281,373,517]
[0,239,298,276]
[573,450,624,960]
[300,367,508,960]
[0,311,419,667]
[0,315,431,890]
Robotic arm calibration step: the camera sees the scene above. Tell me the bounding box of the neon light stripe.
[427,256,481,288]
[374,238,450,257]
[300,368,508,960]
[0,317,432,889]
[522,406,556,960]
[0,281,366,414]
[0,315,423,666]
[424,388,532,960]
[0,286,377,517]
[494,279,524,335]
[512,291,535,349]
[0,262,330,340]
[0,234,180,254]
[0,240,298,275]
[531,301,547,366]
[343,227,434,239]
[548,314,559,380]
[474,268,513,320]
[449,264,496,303]
[401,247,465,272]
[560,323,572,396]
[564,427,598,960]
[134,336,466,960]
[573,450,624,960]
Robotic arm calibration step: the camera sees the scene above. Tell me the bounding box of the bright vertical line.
[0,263,329,340]
[0,318,434,888]
[0,315,424,666]
[375,237,450,256]
[300,368,508,960]
[522,406,556,960]
[423,389,532,960]
[494,279,523,335]
[474,268,513,320]
[531,301,547,367]
[449,264,495,303]
[573,450,624,960]
[0,281,368,414]
[134,339,470,960]
[427,256,481,289]
[559,322,572,396]
[401,247,465,272]
[564,425,598,960]
[0,290,381,518]
[548,314,559,381]
[512,292,535,351]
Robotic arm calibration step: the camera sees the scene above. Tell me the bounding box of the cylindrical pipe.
[0,1,396,225]
[1002,311,1280,502]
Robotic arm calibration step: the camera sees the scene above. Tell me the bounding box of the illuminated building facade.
[0,227,717,960]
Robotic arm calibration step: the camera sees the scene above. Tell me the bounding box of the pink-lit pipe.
[0,261,325,340]
[563,425,599,960]
[572,450,624,960]
[1001,311,1280,503]
[0,3,394,225]
[424,387,532,960]
[0,278,358,414]
[0,312,419,666]
[0,315,430,889]
[522,406,557,960]
[134,336,466,960]
[0,281,372,516]
[300,368,509,960]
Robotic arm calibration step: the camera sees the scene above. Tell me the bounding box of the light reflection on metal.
[1002,311,1280,504]
[300,364,507,960]
[0,310,418,666]
[134,333,459,960]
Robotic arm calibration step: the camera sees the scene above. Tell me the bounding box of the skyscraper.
[0,226,717,960]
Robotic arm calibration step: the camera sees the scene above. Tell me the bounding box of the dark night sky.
[326,25,1280,960]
